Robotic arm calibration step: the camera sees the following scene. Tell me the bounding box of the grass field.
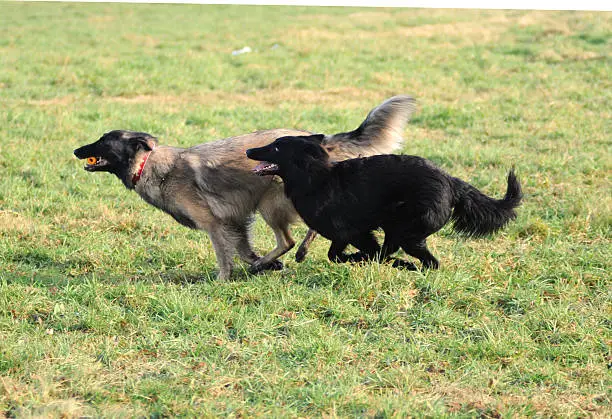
[0,3,610,417]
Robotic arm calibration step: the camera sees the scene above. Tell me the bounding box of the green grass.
[0,3,610,417]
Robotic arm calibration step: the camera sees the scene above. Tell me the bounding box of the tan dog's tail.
[323,95,416,160]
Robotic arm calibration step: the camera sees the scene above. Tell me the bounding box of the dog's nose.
[245,148,255,159]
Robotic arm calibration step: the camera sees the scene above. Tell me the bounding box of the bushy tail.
[451,169,523,237]
[323,95,416,159]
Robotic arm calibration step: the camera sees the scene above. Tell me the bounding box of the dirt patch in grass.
[436,385,607,416]
[28,96,77,107]
[122,34,159,48]
[87,15,116,24]
[517,11,572,34]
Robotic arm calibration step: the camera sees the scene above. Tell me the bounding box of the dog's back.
[292,154,456,242]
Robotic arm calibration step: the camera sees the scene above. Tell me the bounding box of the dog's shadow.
[158,271,213,284]
[159,265,257,284]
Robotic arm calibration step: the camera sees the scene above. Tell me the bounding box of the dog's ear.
[306,134,325,144]
[128,136,157,152]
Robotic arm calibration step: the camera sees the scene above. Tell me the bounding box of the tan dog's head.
[74,130,157,188]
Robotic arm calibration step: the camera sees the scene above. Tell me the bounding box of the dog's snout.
[246,148,257,159]
[73,147,84,158]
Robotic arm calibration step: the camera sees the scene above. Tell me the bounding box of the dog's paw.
[248,264,264,274]
[295,247,307,263]
[390,258,418,270]
[264,260,284,271]
[217,271,232,281]
[248,259,284,274]
[347,252,369,263]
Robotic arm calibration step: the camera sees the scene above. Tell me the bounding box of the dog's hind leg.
[392,213,442,269]
[295,229,317,263]
[249,222,294,273]
[401,239,439,269]
[380,231,417,269]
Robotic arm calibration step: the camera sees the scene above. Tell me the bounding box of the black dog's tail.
[451,169,523,237]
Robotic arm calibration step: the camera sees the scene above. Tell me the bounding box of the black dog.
[246,135,522,269]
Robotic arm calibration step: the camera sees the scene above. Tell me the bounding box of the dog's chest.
[135,177,157,200]
[135,182,200,229]
[136,181,170,213]
[294,195,357,241]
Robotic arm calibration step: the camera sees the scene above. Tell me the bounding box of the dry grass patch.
[399,17,510,44]
[21,87,380,111]
[0,210,49,237]
[28,96,77,107]
[122,34,160,48]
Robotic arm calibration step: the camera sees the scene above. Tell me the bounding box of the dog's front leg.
[208,224,236,281]
[346,232,381,262]
[295,229,318,262]
[227,219,260,265]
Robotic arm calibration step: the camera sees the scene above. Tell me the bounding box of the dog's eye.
[274,146,280,152]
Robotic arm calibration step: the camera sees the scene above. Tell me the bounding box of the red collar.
[132,150,152,186]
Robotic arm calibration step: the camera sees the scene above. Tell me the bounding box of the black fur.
[246,135,522,269]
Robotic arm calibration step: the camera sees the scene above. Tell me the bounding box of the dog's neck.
[131,147,155,187]
[281,158,332,198]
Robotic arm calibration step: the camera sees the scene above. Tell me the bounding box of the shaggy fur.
[73,96,416,280]
[246,135,522,269]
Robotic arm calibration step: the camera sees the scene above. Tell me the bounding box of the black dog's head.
[246,134,329,177]
[74,130,157,188]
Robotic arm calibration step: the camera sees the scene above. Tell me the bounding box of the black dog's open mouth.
[252,161,279,176]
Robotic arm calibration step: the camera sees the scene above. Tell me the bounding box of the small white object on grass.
[232,46,252,56]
